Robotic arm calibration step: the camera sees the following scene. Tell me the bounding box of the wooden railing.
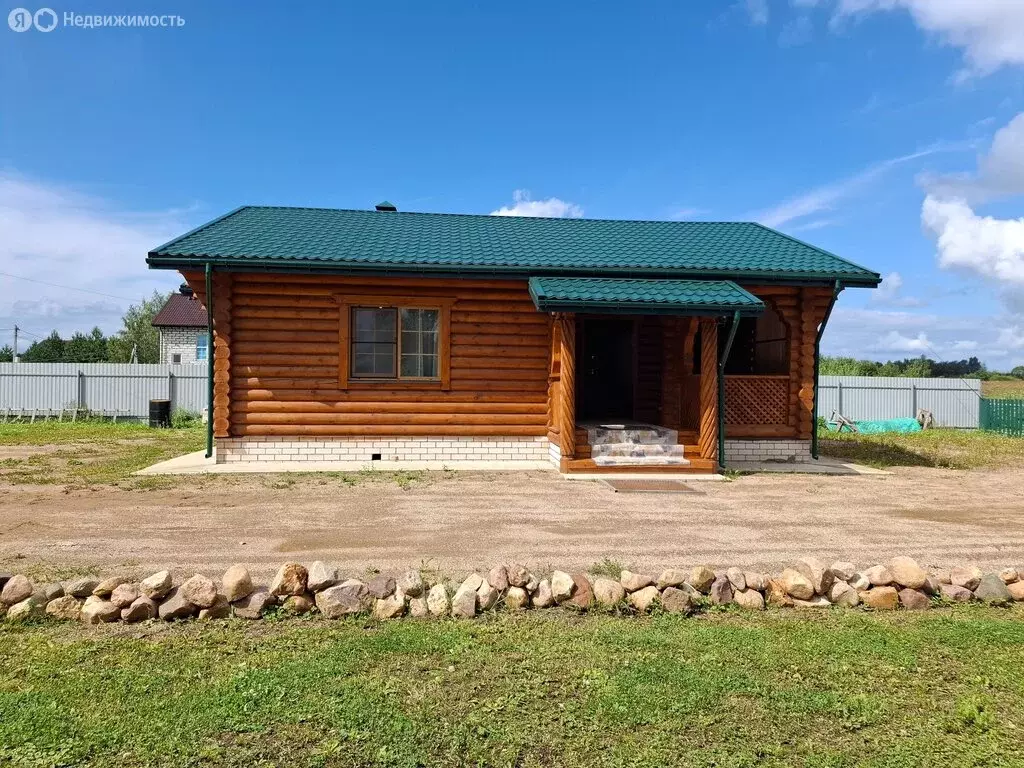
[725,375,790,427]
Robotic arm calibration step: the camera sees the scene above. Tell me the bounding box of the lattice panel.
[725,376,790,426]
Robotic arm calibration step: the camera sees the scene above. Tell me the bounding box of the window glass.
[349,306,440,380]
[400,308,439,378]
[195,333,209,362]
[351,308,397,377]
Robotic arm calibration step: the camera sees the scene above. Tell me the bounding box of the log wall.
[184,272,551,438]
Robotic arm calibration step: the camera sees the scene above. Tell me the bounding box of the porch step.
[583,422,678,447]
[581,421,689,467]
[593,454,691,467]
[590,442,687,459]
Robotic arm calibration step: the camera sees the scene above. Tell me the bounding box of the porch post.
[556,313,576,460]
[697,317,718,462]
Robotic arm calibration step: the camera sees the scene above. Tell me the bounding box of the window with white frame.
[195,332,209,361]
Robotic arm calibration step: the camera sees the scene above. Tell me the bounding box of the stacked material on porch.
[584,422,690,466]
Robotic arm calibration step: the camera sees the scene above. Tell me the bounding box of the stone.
[922,575,941,596]
[180,574,218,608]
[307,561,341,592]
[860,586,899,610]
[998,568,1018,585]
[1,575,33,606]
[533,579,554,608]
[780,568,814,601]
[408,596,429,618]
[567,574,594,610]
[551,571,575,603]
[476,580,500,611]
[282,594,314,615]
[66,577,99,599]
[232,589,275,619]
[950,565,983,591]
[688,565,716,594]
[660,586,693,614]
[935,569,952,585]
[1007,581,1024,601]
[507,563,531,588]
[848,573,870,591]
[794,557,833,595]
[888,556,928,590]
[7,597,44,621]
[830,561,857,582]
[656,568,688,589]
[744,572,767,592]
[81,595,120,624]
[593,577,626,608]
[709,575,733,605]
[46,595,82,621]
[110,583,141,609]
[364,574,394,599]
[458,573,484,593]
[939,583,974,602]
[373,594,406,620]
[733,588,765,610]
[628,585,660,613]
[426,584,450,617]
[765,578,795,607]
[620,570,655,593]
[0,574,9,590]
[828,580,860,608]
[92,576,126,598]
[221,565,254,603]
[140,570,173,600]
[121,597,157,623]
[158,587,198,621]
[42,582,64,601]
[316,582,370,618]
[397,570,425,598]
[864,565,895,587]
[524,575,540,594]
[451,584,477,618]
[793,596,832,609]
[486,565,509,592]
[898,588,931,610]
[270,563,308,597]
[505,586,530,610]
[974,573,1013,605]
[726,567,746,591]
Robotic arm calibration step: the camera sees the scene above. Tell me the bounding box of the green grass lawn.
[2,609,1023,767]
[819,428,1024,470]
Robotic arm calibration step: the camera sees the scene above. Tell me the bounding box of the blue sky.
[1,0,1023,366]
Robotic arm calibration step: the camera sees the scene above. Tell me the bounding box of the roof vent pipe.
[375,200,397,212]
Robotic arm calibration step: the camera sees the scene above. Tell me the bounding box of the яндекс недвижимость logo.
[8,7,57,31]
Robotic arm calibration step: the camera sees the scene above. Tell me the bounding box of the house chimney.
[179,283,194,297]
[375,200,397,212]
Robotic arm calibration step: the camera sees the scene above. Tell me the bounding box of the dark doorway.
[580,317,635,420]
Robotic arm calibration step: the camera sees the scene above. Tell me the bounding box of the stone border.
[1,557,1022,624]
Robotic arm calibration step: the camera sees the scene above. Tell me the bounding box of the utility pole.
[12,325,18,363]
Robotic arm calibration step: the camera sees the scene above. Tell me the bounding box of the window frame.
[336,295,452,390]
[195,332,209,362]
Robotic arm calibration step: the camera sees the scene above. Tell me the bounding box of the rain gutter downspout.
[811,280,842,460]
[717,310,741,469]
[205,263,215,459]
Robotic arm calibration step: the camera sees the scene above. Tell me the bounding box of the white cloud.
[755,144,956,229]
[923,112,1024,202]
[0,173,192,340]
[744,0,770,25]
[950,340,978,351]
[876,330,932,352]
[833,0,1024,78]
[670,207,707,220]
[490,190,584,219]
[871,271,926,307]
[779,15,814,46]
[922,196,1024,290]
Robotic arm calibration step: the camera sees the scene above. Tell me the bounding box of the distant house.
[147,203,880,470]
[152,284,209,365]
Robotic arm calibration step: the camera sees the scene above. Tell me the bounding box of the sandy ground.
[2,466,1023,580]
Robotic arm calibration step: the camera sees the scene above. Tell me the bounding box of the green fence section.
[980,398,1024,436]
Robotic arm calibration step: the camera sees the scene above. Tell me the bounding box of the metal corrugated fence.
[0,363,207,419]
[980,399,1024,436]
[818,376,981,428]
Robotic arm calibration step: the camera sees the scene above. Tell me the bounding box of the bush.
[170,409,202,429]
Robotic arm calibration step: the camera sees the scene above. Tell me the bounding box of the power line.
[0,270,135,302]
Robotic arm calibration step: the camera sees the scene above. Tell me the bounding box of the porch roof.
[527,277,764,316]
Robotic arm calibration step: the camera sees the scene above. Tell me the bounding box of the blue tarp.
[827,417,922,434]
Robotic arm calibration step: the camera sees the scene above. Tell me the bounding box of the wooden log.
[233,424,547,437]
[698,318,718,461]
[236,401,546,414]
[557,314,576,459]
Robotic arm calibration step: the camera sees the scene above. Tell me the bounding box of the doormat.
[602,479,701,494]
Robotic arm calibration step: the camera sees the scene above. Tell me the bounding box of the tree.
[64,327,108,362]
[107,291,172,364]
[1011,366,1024,379]
[22,331,66,362]
[0,345,12,362]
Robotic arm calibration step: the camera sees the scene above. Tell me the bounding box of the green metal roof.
[529,277,764,316]
[148,206,881,286]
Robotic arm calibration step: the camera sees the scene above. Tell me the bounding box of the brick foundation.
[215,436,551,464]
[724,439,812,464]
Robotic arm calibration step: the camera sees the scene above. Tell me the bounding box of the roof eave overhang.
[146,254,882,288]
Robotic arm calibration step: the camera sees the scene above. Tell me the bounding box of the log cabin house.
[147,203,880,472]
